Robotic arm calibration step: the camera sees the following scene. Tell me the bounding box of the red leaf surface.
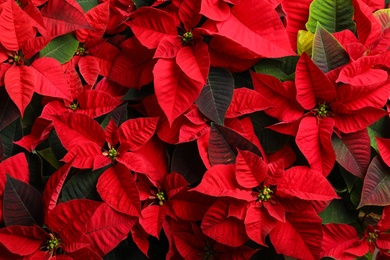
[76,1,110,43]
[128,7,177,49]
[244,204,277,246]
[176,42,210,85]
[0,0,35,50]
[82,203,136,256]
[76,90,123,118]
[296,116,336,176]
[78,56,100,86]
[4,65,36,117]
[14,118,52,152]
[118,117,159,151]
[205,0,295,57]
[377,137,390,167]
[225,88,270,118]
[52,113,106,151]
[61,141,108,169]
[139,205,166,238]
[31,57,72,101]
[40,0,91,37]
[0,153,29,222]
[0,225,49,256]
[42,162,73,217]
[352,0,382,46]
[97,163,141,217]
[235,150,268,188]
[251,72,304,122]
[109,37,156,88]
[295,53,336,109]
[278,166,338,201]
[359,156,390,208]
[200,0,231,21]
[337,56,387,86]
[153,58,204,125]
[321,224,360,259]
[270,209,323,260]
[192,164,253,201]
[201,198,249,246]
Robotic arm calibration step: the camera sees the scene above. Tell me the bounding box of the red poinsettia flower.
[193,148,338,259]
[256,52,389,176]
[322,206,390,259]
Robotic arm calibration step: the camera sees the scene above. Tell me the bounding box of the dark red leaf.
[3,174,43,227]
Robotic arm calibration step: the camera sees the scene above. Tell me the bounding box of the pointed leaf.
[40,33,79,64]
[192,164,253,201]
[235,150,268,188]
[254,55,299,81]
[127,7,177,49]
[176,43,209,85]
[352,0,382,46]
[78,56,100,86]
[97,163,141,217]
[48,200,136,256]
[312,23,350,73]
[62,166,105,202]
[52,113,106,151]
[0,88,19,132]
[296,116,336,176]
[377,137,390,167]
[4,65,36,117]
[322,223,360,259]
[201,198,249,247]
[3,174,43,227]
[225,88,271,118]
[195,67,234,125]
[118,117,159,151]
[200,0,231,21]
[270,209,323,260]
[31,57,72,101]
[40,0,92,37]
[208,124,262,166]
[295,52,336,109]
[153,58,204,125]
[359,156,390,208]
[278,166,338,201]
[0,0,35,50]
[305,0,355,33]
[139,205,166,238]
[0,225,49,256]
[210,0,295,57]
[77,90,123,118]
[332,130,371,178]
[76,0,98,12]
[297,30,314,56]
[43,161,73,216]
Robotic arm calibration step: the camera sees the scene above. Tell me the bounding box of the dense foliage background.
[0,0,390,259]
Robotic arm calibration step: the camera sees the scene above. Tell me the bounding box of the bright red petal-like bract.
[4,65,36,117]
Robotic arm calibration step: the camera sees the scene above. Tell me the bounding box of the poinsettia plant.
[0,0,390,259]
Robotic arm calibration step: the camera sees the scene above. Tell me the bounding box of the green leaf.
[306,0,355,34]
[373,9,390,29]
[297,30,314,56]
[319,199,357,224]
[358,156,390,208]
[121,84,154,101]
[40,34,79,64]
[195,67,234,125]
[250,112,290,153]
[312,23,350,73]
[61,167,106,202]
[254,56,299,81]
[133,0,158,8]
[37,147,62,170]
[368,117,390,152]
[75,0,98,12]
[0,118,24,159]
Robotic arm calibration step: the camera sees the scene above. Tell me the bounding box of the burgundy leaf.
[3,174,43,227]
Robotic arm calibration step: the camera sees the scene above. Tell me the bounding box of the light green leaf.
[76,0,98,12]
[319,199,357,224]
[306,0,355,34]
[37,147,62,170]
[312,23,350,73]
[40,34,79,64]
[254,56,299,81]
